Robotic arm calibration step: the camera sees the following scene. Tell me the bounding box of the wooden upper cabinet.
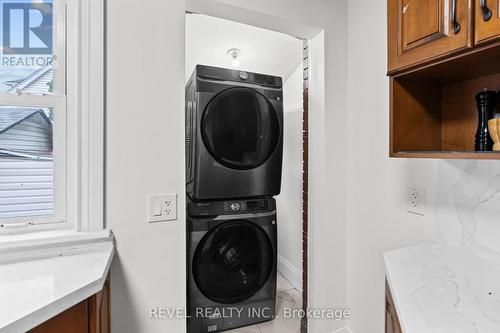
[475,0,500,45]
[388,0,473,73]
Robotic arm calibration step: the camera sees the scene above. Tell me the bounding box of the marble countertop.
[0,236,114,333]
[384,243,500,333]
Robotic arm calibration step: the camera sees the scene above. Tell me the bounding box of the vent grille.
[185,128,191,157]
[185,101,193,182]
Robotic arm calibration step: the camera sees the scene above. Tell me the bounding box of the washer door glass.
[201,87,280,170]
[193,220,274,304]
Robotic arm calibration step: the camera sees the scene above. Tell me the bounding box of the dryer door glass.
[193,220,274,304]
[201,87,280,170]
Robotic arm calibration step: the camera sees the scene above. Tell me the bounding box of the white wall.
[276,63,303,291]
[346,1,439,331]
[345,1,500,333]
[185,14,302,82]
[106,0,186,332]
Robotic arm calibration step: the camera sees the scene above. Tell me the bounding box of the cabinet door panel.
[388,0,473,73]
[402,0,445,51]
[475,0,500,44]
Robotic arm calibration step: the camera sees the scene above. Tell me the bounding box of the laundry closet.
[184,13,305,333]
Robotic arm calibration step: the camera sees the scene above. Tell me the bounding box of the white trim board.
[66,0,106,232]
[277,254,302,293]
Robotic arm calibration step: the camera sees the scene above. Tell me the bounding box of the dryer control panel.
[196,64,283,88]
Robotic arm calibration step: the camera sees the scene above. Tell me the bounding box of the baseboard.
[277,254,302,292]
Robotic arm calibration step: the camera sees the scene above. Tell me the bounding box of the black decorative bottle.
[475,89,497,151]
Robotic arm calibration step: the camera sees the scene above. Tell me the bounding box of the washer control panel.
[223,200,269,213]
[188,198,274,216]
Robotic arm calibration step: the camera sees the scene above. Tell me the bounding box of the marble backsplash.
[434,160,500,258]
[382,160,500,333]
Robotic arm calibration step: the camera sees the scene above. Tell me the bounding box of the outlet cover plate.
[148,193,177,223]
[407,186,425,216]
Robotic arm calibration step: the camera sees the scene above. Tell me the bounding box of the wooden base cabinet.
[386,281,403,333]
[29,277,110,333]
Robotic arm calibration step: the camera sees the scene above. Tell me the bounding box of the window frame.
[0,0,104,232]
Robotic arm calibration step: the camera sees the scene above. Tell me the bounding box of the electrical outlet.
[163,194,177,220]
[148,193,177,223]
[407,186,425,216]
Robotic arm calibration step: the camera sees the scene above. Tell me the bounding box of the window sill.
[0,229,113,261]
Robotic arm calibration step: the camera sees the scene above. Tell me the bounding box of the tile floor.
[227,273,302,333]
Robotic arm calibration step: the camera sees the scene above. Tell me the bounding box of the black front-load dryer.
[186,65,283,200]
[187,198,277,333]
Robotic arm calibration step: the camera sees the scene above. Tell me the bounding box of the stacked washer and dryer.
[185,65,284,333]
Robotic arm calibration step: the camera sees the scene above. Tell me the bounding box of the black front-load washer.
[186,197,277,333]
[185,65,283,200]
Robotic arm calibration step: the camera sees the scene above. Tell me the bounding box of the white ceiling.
[185,13,303,83]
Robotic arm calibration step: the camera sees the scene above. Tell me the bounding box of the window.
[0,106,55,220]
[0,0,104,231]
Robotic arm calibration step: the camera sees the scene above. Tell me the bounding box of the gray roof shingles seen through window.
[0,107,46,134]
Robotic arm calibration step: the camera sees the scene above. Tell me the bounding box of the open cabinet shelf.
[390,48,500,160]
[391,151,500,160]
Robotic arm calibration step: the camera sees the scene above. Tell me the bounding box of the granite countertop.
[384,243,500,333]
[0,232,114,333]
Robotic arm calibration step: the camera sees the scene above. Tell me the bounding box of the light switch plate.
[407,186,425,216]
[148,193,177,223]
